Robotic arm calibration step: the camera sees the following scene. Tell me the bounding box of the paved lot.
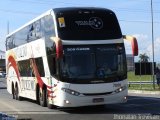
[0,78,6,89]
[1,78,160,120]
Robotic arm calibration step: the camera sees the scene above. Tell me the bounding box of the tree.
[139,53,149,62]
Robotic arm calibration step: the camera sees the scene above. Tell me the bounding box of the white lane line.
[16,111,68,114]
[5,111,68,115]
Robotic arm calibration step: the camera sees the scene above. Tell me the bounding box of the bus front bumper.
[53,89,128,107]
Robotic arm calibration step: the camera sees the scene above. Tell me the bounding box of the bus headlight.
[115,86,127,93]
[62,88,80,96]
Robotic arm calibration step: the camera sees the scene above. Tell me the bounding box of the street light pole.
[151,0,155,89]
[7,21,10,34]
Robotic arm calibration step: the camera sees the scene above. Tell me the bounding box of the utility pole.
[7,21,10,34]
[151,0,155,89]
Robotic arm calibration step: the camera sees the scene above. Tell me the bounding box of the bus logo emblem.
[75,17,103,29]
[89,17,103,29]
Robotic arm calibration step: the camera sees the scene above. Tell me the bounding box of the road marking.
[18,111,68,115]
[5,111,68,115]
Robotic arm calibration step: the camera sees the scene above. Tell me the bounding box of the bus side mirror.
[123,35,138,56]
[50,37,63,59]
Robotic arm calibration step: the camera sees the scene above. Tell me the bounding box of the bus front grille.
[82,92,113,96]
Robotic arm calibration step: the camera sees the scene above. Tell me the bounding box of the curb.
[128,90,160,95]
[0,87,7,89]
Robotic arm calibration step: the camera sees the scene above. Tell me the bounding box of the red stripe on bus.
[7,56,20,81]
[30,58,44,89]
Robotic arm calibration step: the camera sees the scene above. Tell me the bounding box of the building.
[126,54,134,71]
[0,50,5,72]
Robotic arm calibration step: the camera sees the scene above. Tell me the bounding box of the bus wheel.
[12,84,15,99]
[46,89,54,109]
[14,85,22,101]
[36,85,40,105]
[39,88,46,107]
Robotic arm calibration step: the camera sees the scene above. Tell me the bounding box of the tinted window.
[18,59,34,77]
[41,15,55,36]
[41,15,56,55]
[27,20,42,42]
[35,57,45,77]
[6,36,15,50]
[56,9,122,40]
[6,15,55,50]
[47,55,57,76]
[60,44,127,84]
[15,26,29,46]
[18,57,45,77]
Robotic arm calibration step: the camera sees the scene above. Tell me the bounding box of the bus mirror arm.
[50,37,63,59]
[123,35,138,56]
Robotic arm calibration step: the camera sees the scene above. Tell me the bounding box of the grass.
[127,71,160,91]
[128,84,160,91]
[127,71,152,81]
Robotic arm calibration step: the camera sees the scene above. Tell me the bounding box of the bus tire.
[46,88,54,109]
[12,83,15,99]
[15,84,22,101]
[39,88,47,107]
[36,85,40,105]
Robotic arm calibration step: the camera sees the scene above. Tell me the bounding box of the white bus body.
[6,7,136,108]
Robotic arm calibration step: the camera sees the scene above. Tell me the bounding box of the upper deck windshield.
[60,44,127,84]
[55,8,122,40]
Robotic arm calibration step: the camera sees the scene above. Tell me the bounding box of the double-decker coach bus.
[6,7,138,108]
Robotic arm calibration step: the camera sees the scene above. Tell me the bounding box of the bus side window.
[35,20,41,39]
[6,36,14,50]
[26,20,42,42]
[41,15,56,55]
[41,15,55,36]
[47,55,57,76]
[27,24,36,41]
[18,60,31,77]
[35,57,45,77]
[18,58,45,77]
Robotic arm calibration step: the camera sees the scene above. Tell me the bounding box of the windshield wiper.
[69,73,94,78]
[90,80,105,83]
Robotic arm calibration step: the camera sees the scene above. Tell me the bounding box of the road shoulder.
[129,90,160,95]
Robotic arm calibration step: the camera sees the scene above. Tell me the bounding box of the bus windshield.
[55,9,122,40]
[60,44,127,84]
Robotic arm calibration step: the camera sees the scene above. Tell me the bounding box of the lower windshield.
[60,44,127,84]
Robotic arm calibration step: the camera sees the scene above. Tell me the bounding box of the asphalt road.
[1,78,160,120]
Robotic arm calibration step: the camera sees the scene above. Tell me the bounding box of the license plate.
[93,98,104,103]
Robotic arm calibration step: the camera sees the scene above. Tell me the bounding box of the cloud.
[124,34,160,62]
[124,34,150,55]
[146,37,160,62]
[134,34,152,58]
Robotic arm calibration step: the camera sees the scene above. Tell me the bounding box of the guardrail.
[128,81,155,85]
[128,81,158,89]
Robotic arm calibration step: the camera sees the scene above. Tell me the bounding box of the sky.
[0,0,160,62]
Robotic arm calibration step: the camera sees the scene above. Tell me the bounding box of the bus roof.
[6,9,53,38]
[6,7,114,38]
[53,7,113,14]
